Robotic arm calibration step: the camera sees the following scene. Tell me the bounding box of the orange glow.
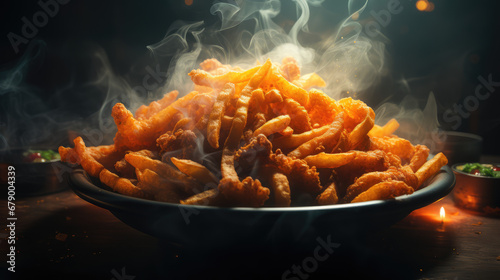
[185,0,193,6]
[416,0,428,11]
[440,207,445,223]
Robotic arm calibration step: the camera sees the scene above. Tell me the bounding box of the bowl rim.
[68,164,456,214]
[440,131,483,142]
[452,162,500,179]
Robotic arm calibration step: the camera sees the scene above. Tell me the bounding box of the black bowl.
[68,164,455,250]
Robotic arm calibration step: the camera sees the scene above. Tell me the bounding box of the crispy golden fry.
[370,136,415,162]
[180,189,223,206]
[303,151,357,169]
[415,152,448,187]
[317,181,339,205]
[348,108,374,150]
[342,166,418,203]
[351,180,414,203]
[135,90,178,120]
[253,115,291,137]
[207,83,236,148]
[58,146,79,165]
[293,73,326,90]
[124,152,202,194]
[189,65,260,88]
[288,111,344,159]
[73,137,105,177]
[368,118,399,137]
[271,98,312,133]
[278,126,294,137]
[272,125,330,150]
[409,144,430,172]
[171,157,219,186]
[264,89,283,103]
[135,168,182,203]
[99,169,149,198]
[263,65,308,106]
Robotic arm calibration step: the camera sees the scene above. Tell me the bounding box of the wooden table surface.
[1,174,500,279]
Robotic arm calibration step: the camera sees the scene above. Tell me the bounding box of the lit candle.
[440,207,445,224]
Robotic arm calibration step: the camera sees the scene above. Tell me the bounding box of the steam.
[1,0,437,151]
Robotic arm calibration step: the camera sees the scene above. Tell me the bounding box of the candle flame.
[440,207,445,221]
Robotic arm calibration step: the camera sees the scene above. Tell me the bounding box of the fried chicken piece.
[235,134,273,174]
[306,89,340,127]
[280,57,301,82]
[156,129,197,160]
[369,136,415,163]
[341,165,418,203]
[409,144,430,172]
[270,150,322,197]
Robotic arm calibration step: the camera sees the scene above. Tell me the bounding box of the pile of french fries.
[59,58,448,207]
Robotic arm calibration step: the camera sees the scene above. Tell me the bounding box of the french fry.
[180,189,223,206]
[171,157,219,186]
[348,109,374,150]
[124,152,202,194]
[293,72,326,90]
[264,88,283,103]
[135,90,178,120]
[264,65,308,106]
[207,83,236,148]
[288,111,344,159]
[189,65,261,88]
[278,126,294,137]
[303,151,357,169]
[351,180,414,203]
[415,152,448,187]
[73,137,105,177]
[272,125,330,150]
[135,168,182,203]
[99,169,149,199]
[269,171,291,207]
[368,118,399,137]
[253,115,291,137]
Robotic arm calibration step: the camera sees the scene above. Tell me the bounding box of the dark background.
[0,0,499,154]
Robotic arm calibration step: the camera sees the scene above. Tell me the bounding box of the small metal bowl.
[435,131,482,165]
[452,163,500,216]
[0,148,68,196]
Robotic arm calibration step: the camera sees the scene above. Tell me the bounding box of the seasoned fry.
[180,189,223,206]
[303,151,357,169]
[351,180,414,203]
[207,83,236,148]
[253,115,291,137]
[135,90,178,120]
[100,169,149,199]
[409,144,430,172]
[189,65,261,88]
[368,118,399,137]
[272,125,330,150]
[171,157,219,186]
[288,111,344,159]
[415,152,448,187]
[135,168,182,203]
[124,152,202,194]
